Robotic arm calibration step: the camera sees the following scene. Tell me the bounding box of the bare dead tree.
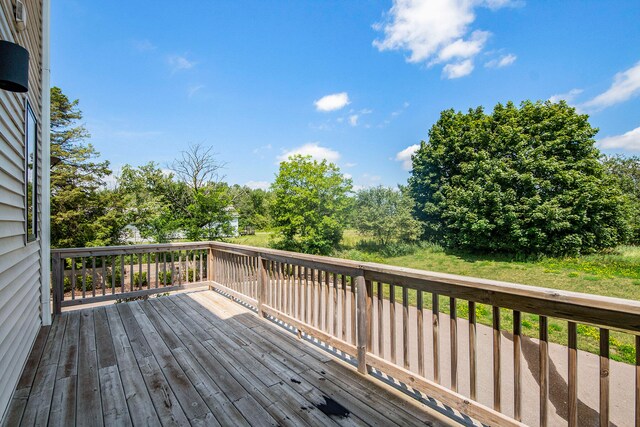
[169,143,227,192]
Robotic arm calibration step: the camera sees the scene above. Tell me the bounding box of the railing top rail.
[51,241,211,257]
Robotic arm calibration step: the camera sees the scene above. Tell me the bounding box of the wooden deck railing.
[52,241,640,426]
[51,242,213,311]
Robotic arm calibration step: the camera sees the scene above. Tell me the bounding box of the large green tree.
[117,162,183,243]
[271,155,352,255]
[602,155,640,244]
[170,144,233,240]
[229,185,273,232]
[353,186,421,246]
[408,100,630,256]
[50,87,124,247]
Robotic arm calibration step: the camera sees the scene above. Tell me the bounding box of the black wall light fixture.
[0,40,29,93]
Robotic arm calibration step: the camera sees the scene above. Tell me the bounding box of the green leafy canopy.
[271,155,352,255]
[408,100,631,256]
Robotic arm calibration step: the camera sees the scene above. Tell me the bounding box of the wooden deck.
[3,289,454,426]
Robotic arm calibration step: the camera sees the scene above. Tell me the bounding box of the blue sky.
[52,0,640,190]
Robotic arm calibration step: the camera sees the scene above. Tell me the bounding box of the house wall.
[0,0,46,421]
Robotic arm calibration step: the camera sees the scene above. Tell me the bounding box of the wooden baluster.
[147,253,151,290]
[316,270,320,328]
[513,310,522,421]
[540,316,549,427]
[390,283,396,364]
[417,290,424,377]
[248,257,253,299]
[138,253,143,289]
[71,257,76,300]
[120,254,125,293]
[281,262,286,312]
[81,257,87,298]
[324,271,330,332]
[102,257,106,296]
[306,267,312,325]
[299,266,305,321]
[568,321,578,427]
[92,256,97,297]
[155,252,159,288]
[599,328,609,427]
[333,273,338,336]
[162,253,167,286]
[469,301,477,400]
[451,297,458,392]
[172,252,177,286]
[493,306,501,411]
[433,293,440,384]
[403,286,410,370]
[257,256,267,317]
[342,275,347,341]
[351,276,357,345]
[378,282,384,357]
[366,279,373,357]
[130,253,134,291]
[111,255,116,295]
[355,274,368,374]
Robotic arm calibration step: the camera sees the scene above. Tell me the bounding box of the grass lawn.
[229,230,640,362]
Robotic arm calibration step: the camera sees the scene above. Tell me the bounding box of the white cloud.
[349,115,359,126]
[396,144,420,170]
[344,162,357,168]
[373,0,517,78]
[167,54,196,72]
[443,59,474,79]
[548,88,583,104]
[598,126,640,151]
[437,30,490,63]
[245,180,270,190]
[278,142,341,162]
[187,84,205,98]
[252,144,272,154]
[314,92,350,112]
[583,61,640,110]
[484,53,517,68]
[132,39,156,52]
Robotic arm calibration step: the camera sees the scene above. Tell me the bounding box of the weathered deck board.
[3,290,454,427]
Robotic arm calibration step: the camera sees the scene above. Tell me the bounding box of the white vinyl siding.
[0,0,45,421]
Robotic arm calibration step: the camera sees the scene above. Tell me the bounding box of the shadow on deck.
[3,290,457,426]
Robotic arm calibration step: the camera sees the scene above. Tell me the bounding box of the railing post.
[355,272,370,375]
[207,246,215,283]
[51,252,63,316]
[257,256,267,317]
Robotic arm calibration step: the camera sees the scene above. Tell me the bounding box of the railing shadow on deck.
[51,241,640,427]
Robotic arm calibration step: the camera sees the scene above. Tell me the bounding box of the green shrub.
[184,268,200,282]
[63,274,94,292]
[105,268,123,288]
[133,272,148,287]
[158,270,173,285]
